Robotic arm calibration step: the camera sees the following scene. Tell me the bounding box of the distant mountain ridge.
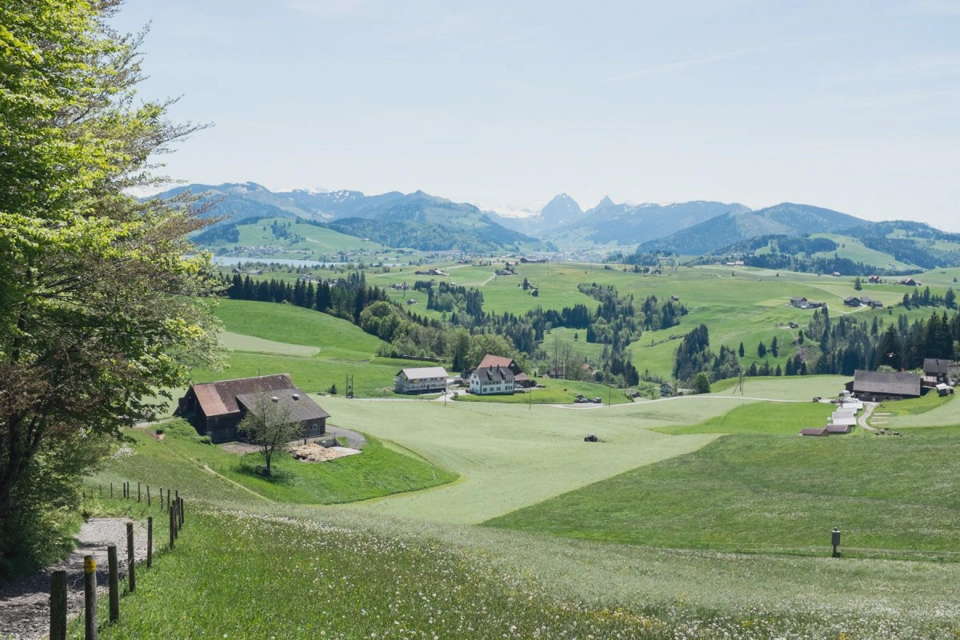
[156,182,536,252]
[638,203,870,255]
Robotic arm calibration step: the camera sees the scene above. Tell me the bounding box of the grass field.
[487,428,960,557]
[455,376,634,405]
[656,400,835,435]
[95,419,456,505]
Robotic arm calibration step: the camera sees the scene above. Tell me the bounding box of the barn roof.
[924,358,951,375]
[398,367,449,380]
[236,388,330,423]
[799,427,828,436]
[851,370,921,397]
[473,365,515,383]
[190,374,295,418]
[826,424,851,434]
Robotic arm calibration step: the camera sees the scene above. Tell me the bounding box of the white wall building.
[394,367,449,394]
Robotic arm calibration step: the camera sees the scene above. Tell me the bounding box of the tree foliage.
[0,0,220,576]
[237,394,301,476]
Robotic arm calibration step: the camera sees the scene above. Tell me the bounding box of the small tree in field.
[238,394,302,476]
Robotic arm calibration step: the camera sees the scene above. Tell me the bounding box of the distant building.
[825,424,851,434]
[476,354,533,388]
[843,296,862,307]
[177,374,329,444]
[846,370,922,401]
[799,427,829,437]
[470,365,515,395]
[790,296,809,308]
[923,358,951,384]
[899,278,921,286]
[394,367,449,394]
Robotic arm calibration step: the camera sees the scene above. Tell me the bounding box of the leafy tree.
[692,372,711,394]
[0,0,220,574]
[237,394,301,476]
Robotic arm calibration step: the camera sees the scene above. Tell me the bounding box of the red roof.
[478,354,515,370]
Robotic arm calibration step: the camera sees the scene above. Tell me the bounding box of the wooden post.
[147,485,151,507]
[137,482,141,503]
[110,482,113,498]
[83,555,97,640]
[159,487,164,509]
[50,570,67,640]
[147,517,153,568]
[99,484,102,497]
[126,522,135,593]
[178,497,184,528]
[169,505,175,549]
[107,545,119,623]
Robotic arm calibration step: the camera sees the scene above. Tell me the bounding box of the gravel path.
[858,402,880,433]
[0,518,148,640]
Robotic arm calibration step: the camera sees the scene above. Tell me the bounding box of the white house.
[470,365,515,395]
[394,367,449,394]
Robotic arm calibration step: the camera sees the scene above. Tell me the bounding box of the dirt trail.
[0,518,147,640]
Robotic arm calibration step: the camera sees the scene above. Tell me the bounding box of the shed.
[923,358,951,383]
[800,427,828,437]
[825,424,851,434]
[830,415,857,427]
[394,367,450,394]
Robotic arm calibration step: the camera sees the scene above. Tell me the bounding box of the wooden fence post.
[147,485,151,507]
[107,545,119,623]
[178,497,184,528]
[169,505,175,549]
[147,516,153,567]
[50,570,67,640]
[126,522,135,593]
[84,555,98,640]
[110,482,113,498]
[137,482,141,503]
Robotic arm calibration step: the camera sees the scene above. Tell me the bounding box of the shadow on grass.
[235,461,295,485]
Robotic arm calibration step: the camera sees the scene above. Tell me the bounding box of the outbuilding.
[846,370,922,401]
[394,367,450,394]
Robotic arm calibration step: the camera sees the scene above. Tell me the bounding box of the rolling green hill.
[638,203,868,255]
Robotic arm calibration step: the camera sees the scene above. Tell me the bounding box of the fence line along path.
[0,518,148,640]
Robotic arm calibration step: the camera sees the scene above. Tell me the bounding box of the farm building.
[177,374,329,444]
[923,358,951,384]
[826,424,851,434]
[470,365,515,395]
[394,367,449,394]
[476,354,534,388]
[790,296,809,309]
[846,370,922,401]
[799,427,828,437]
[843,296,862,307]
[937,383,954,397]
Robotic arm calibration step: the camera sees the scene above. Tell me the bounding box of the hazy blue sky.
[114,0,960,229]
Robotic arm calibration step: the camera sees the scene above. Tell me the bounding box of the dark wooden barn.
[845,370,922,402]
[177,374,329,443]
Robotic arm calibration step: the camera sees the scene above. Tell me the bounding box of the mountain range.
[157,182,957,269]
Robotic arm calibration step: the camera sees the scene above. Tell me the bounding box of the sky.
[113,0,960,230]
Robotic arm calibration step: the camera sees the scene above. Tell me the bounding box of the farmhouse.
[394,367,449,394]
[790,296,809,309]
[470,365,515,395]
[923,358,951,384]
[843,296,862,307]
[846,370,922,401]
[476,354,534,388]
[177,374,329,444]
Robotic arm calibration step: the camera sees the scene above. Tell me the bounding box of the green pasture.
[455,376,633,405]
[487,427,960,557]
[192,351,417,398]
[216,299,385,358]
[321,395,768,524]
[230,216,383,253]
[219,330,320,356]
[878,393,959,428]
[811,233,916,270]
[656,400,835,435]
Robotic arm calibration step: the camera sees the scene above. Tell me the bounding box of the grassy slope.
[487,424,960,556]
[455,376,633,405]
[231,216,384,253]
[657,401,835,435]
[95,419,456,506]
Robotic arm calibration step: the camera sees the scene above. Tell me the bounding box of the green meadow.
[73,276,960,639]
